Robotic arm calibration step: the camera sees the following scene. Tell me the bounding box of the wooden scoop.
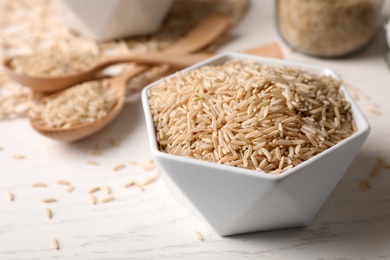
[3,15,229,93]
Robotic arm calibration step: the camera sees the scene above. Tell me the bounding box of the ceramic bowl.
[386,19,390,49]
[53,0,173,41]
[141,53,371,236]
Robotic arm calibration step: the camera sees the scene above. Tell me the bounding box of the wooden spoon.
[3,15,229,94]
[29,15,229,142]
[30,69,132,142]
[30,43,283,142]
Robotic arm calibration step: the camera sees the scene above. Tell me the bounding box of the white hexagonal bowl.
[141,53,371,236]
[53,0,173,41]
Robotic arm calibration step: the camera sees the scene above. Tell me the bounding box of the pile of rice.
[9,48,99,77]
[30,80,118,129]
[148,60,356,174]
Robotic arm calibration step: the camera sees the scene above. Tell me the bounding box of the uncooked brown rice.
[88,186,100,193]
[370,156,385,177]
[89,193,97,205]
[277,0,382,57]
[101,196,115,203]
[194,229,204,241]
[9,48,99,77]
[103,185,111,195]
[86,160,100,165]
[124,181,135,188]
[32,182,48,188]
[360,178,372,191]
[42,198,57,203]
[56,180,71,186]
[52,238,60,250]
[129,160,156,171]
[143,170,161,186]
[88,144,104,155]
[66,186,75,193]
[46,208,53,220]
[0,0,247,121]
[5,191,14,201]
[113,164,125,171]
[29,80,119,129]
[367,104,381,116]
[109,139,119,147]
[148,60,355,174]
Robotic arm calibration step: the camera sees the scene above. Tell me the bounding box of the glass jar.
[276,0,383,58]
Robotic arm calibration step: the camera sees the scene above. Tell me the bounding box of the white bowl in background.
[53,0,173,41]
[142,53,371,236]
[386,19,390,49]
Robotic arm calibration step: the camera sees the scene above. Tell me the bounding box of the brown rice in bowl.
[147,58,356,174]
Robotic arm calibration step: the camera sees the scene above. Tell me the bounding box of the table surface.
[1,1,390,259]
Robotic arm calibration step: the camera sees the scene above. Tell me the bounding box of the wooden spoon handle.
[96,52,213,72]
[163,15,229,54]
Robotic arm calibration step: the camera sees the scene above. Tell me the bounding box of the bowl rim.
[141,52,371,181]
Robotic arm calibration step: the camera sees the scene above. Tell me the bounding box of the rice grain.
[124,181,135,188]
[103,185,111,195]
[32,183,48,188]
[113,164,125,171]
[6,191,14,201]
[86,160,99,165]
[89,193,97,205]
[46,208,53,219]
[66,186,75,193]
[101,196,115,203]
[57,180,71,186]
[88,186,100,193]
[52,238,60,250]
[194,229,204,241]
[42,198,57,203]
[29,80,118,129]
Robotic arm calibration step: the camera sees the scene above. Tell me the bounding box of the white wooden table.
[1,1,390,259]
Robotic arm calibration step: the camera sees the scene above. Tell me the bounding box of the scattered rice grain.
[88,186,100,193]
[113,164,125,171]
[109,139,119,147]
[148,61,355,173]
[56,180,71,186]
[129,161,156,171]
[360,178,372,191]
[124,181,135,188]
[42,198,57,203]
[101,196,115,203]
[103,185,111,195]
[86,160,99,165]
[135,182,145,192]
[29,80,119,129]
[52,238,60,250]
[6,191,14,201]
[89,193,97,205]
[12,154,25,160]
[32,183,48,188]
[46,208,53,219]
[194,229,204,241]
[367,104,381,116]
